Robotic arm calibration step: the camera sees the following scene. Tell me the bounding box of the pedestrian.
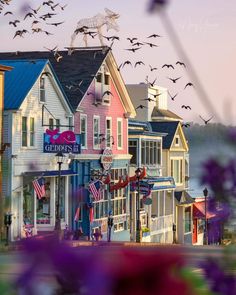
[93,228,103,241]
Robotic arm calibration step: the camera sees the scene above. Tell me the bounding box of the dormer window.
[175,135,180,146]
[40,76,45,102]
[95,65,111,105]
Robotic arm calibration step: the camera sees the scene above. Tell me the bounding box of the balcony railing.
[150,214,173,235]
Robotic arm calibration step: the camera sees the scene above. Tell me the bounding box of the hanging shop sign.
[143,197,152,206]
[43,129,80,153]
[130,180,153,197]
[101,148,113,170]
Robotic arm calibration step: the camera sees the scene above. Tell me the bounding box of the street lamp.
[135,167,142,243]
[55,151,65,232]
[203,187,208,245]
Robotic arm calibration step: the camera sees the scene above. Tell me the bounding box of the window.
[93,116,100,149]
[129,140,138,165]
[171,159,183,184]
[29,117,35,147]
[96,72,102,83]
[39,77,45,102]
[106,118,112,148]
[22,116,27,147]
[141,140,161,166]
[49,118,54,130]
[95,66,111,104]
[56,119,60,131]
[184,207,191,233]
[80,114,87,149]
[117,119,123,149]
[68,117,73,131]
[175,135,180,146]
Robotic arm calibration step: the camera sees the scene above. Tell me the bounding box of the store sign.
[101,148,113,170]
[130,180,153,197]
[43,129,80,154]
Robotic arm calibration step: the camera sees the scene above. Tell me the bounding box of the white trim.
[93,115,100,150]
[175,135,180,147]
[71,153,132,160]
[105,116,112,148]
[117,118,123,150]
[170,157,183,185]
[80,114,87,149]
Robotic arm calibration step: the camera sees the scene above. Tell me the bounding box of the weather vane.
[70,8,120,48]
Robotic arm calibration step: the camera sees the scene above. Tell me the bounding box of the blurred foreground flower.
[147,0,169,13]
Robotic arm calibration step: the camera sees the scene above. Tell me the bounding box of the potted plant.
[142,227,150,237]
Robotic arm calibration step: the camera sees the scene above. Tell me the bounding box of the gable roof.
[175,191,194,205]
[150,121,179,148]
[151,107,182,121]
[0,59,48,110]
[0,47,110,111]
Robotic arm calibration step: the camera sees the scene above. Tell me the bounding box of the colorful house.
[1,59,73,240]
[0,64,12,240]
[128,120,176,243]
[0,48,136,241]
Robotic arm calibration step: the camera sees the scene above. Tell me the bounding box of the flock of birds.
[0,0,67,39]
[0,0,213,127]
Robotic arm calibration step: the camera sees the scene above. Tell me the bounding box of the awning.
[147,176,176,191]
[175,191,195,206]
[23,170,78,177]
[193,201,216,219]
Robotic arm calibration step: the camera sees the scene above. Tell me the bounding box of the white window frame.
[170,157,183,185]
[105,117,112,148]
[80,114,87,149]
[21,116,28,147]
[117,118,123,150]
[29,117,35,147]
[175,135,180,147]
[39,76,46,103]
[94,65,111,105]
[93,115,100,150]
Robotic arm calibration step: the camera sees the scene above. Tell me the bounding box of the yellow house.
[0,64,12,240]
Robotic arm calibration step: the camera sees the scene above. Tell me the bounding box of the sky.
[0,0,236,125]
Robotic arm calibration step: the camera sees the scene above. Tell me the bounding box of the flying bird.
[50,3,60,11]
[127,37,137,43]
[122,61,132,67]
[32,27,43,33]
[32,20,40,26]
[117,63,123,71]
[199,115,213,125]
[44,45,58,53]
[103,35,119,41]
[9,20,20,27]
[125,47,141,53]
[135,61,145,67]
[146,77,157,87]
[176,61,186,68]
[29,5,41,14]
[42,0,54,6]
[4,11,13,15]
[167,77,181,83]
[144,42,158,48]
[184,82,194,89]
[168,91,178,101]
[136,105,147,110]
[132,42,144,46]
[151,93,162,98]
[43,30,53,35]
[24,12,36,20]
[60,4,68,10]
[182,123,191,128]
[141,97,155,102]
[162,64,174,69]
[147,33,162,38]
[149,65,158,71]
[181,105,191,110]
[46,21,65,26]
[41,71,52,77]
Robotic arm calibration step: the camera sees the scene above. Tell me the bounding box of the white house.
[1,59,74,240]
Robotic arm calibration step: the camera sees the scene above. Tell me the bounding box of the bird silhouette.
[199,115,213,125]
[43,31,53,35]
[44,45,58,53]
[176,61,186,68]
[132,42,144,46]
[13,29,28,38]
[147,34,162,38]
[136,105,147,110]
[50,3,60,11]
[103,35,119,41]
[32,20,40,26]
[141,97,155,102]
[102,90,113,97]
[181,123,191,128]
[42,1,54,6]
[9,20,20,27]
[4,11,13,15]
[149,65,158,71]
[184,82,194,89]
[127,37,137,43]
[59,4,68,10]
[29,5,41,14]
[181,105,191,110]
[167,77,181,83]
[117,63,123,71]
[125,47,141,53]
[146,77,156,87]
[24,12,36,20]
[144,42,158,48]
[168,91,178,101]
[46,21,65,26]
[41,71,52,77]
[162,64,174,69]
[122,61,132,67]
[32,27,43,33]
[135,61,145,67]
[151,93,162,98]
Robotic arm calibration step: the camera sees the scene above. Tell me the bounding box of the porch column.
[163,190,166,243]
[130,191,137,242]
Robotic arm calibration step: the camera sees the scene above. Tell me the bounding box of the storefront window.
[37,181,51,224]
[23,183,34,225]
[184,207,191,233]
[55,177,65,222]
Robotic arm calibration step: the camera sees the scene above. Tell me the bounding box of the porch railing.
[150,214,173,235]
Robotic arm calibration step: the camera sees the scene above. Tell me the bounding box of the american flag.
[88,180,103,201]
[32,177,46,199]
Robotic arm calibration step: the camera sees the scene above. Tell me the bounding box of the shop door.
[193,219,198,244]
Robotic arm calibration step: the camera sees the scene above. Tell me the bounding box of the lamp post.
[135,168,142,243]
[203,187,208,245]
[55,151,65,232]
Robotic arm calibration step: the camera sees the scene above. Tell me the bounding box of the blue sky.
[0,0,236,125]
